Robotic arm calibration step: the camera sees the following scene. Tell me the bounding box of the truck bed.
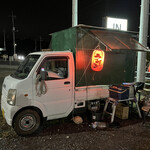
[75,85,109,102]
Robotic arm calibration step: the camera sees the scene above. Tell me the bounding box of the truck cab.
[1,51,75,135]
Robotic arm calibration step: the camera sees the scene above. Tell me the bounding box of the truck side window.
[40,57,68,80]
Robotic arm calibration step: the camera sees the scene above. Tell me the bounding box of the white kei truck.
[1,25,147,135]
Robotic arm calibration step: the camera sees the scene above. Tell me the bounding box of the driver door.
[33,56,73,117]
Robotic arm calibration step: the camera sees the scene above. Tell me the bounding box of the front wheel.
[13,109,41,135]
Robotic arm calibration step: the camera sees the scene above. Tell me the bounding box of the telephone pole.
[40,36,42,51]
[10,11,17,57]
[137,0,149,82]
[3,30,6,51]
[35,39,37,51]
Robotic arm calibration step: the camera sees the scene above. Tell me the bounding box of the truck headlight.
[7,89,17,105]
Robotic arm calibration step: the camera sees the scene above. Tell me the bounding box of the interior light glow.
[76,50,85,70]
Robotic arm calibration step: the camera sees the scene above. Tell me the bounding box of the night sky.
[0,0,148,55]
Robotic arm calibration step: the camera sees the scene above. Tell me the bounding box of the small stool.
[102,97,118,123]
[141,88,150,125]
[142,105,150,125]
[102,97,142,123]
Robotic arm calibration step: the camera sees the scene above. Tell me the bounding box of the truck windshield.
[11,55,40,79]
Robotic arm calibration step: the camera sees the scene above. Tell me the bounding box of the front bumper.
[1,92,21,126]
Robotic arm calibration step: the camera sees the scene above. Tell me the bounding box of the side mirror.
[40,68,48,80]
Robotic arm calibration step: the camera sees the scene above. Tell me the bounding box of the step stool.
[102,97,142,123]
[142,105,150,125]
[141,88,150,125]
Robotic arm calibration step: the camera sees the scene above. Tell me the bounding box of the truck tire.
[13,109,41,135]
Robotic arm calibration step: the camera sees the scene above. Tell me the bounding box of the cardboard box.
[115,103,129,119]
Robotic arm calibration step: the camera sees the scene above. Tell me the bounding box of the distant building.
[0,48,6,55]
[0,48,5,51]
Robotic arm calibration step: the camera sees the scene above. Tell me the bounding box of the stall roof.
[50,24,148,52]
[90,30,147,51]
[77,24,148,52]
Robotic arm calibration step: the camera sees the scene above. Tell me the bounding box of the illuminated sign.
[106,17,128,31]
[91,50,105,72]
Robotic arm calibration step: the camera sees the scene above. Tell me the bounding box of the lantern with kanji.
[91,50,105,71]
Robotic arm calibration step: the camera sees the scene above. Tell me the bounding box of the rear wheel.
[13,109,41,135]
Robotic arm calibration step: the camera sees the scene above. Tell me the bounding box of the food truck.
[1,25,147,135]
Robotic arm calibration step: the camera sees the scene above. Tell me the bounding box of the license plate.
[2,109,5,119]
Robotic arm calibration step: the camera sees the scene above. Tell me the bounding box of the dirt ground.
[0,68,150,150]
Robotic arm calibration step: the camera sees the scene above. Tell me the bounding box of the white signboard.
[106,17,128,31]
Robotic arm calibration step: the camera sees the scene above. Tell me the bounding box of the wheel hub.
[20,115,36,131]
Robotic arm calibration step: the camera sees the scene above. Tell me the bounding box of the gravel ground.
[0,67,150,150]
[0,114,150,150]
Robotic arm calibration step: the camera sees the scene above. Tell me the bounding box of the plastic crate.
[109,85,129,100]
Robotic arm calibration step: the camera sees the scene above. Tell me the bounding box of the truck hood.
[2,75,21,92]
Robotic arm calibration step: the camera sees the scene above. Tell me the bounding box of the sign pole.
[72,0,78,27]
[137,0,149,82]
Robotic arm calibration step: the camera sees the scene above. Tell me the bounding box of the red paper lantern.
[91,50,105,71]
